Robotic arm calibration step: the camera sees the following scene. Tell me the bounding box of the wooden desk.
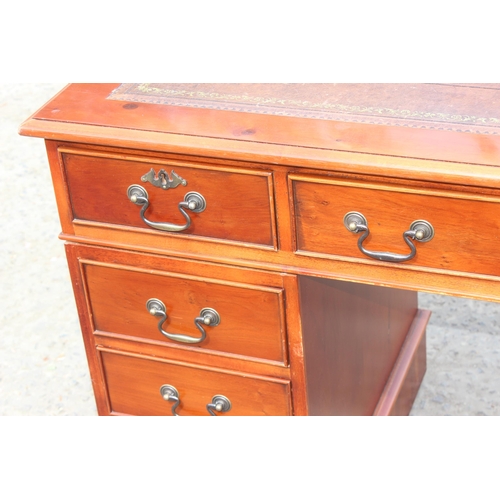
[20,83,500,415]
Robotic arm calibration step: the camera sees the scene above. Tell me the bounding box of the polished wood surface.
[293,176,500,276]
[61,148,276,247]
[374,309,430,416]
[21,83,500,167]
[99,348,292,416]
[83,259,287,363]
[43,141,500,303]
[20,84,500,415]
[298,276,419,415]
[65,243,296,413]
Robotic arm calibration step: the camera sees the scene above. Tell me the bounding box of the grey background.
[2,83,499,416]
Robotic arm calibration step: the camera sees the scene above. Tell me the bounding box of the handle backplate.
[160,384,180,416]
[207,395,232,416]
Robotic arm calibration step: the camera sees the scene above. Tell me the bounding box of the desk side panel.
[298,277,418,416]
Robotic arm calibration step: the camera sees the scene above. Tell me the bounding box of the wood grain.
[374,309,430,416]
[98,348,291,416]
[298,276,418,415]
[93,333,291,379]
[19,83,500,168]
[293,176,500,277]
[62,150,276,247]
[281,275,308,415]
[22,84,500,416]
[82,260,288,364]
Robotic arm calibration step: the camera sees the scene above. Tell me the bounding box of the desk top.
[108,83,500,135]
[20,83,500,171]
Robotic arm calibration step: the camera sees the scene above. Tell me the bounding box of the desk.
[19,83,500,415]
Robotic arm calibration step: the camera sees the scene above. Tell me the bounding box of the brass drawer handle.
[206,395,232,416]
[160,384,181,416]
[147,298,220,344]
[160,387,231,416]
[127,184,206,232]
[344,211,434,263]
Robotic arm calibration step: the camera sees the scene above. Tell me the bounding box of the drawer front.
[293,176,500,276]
[83,261,288,363]
[61,149,276,247]
[99,349,292,416]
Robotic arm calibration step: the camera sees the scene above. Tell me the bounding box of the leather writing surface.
[108,83,500,135]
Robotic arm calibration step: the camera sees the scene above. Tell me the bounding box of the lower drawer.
[98,348,292,416]
[83,260,287,363]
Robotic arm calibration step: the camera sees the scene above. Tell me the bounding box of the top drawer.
[292,175,500,277]
[59,148,277,248]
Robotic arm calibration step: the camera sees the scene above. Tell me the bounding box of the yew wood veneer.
[20,83,500,416]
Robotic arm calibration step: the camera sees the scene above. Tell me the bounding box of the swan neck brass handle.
[127,184,206,232]
[160,387,231,416]
[344,211,434,263]
[206,395,232,416]
[147,298,220,344]
[160,384,181,416]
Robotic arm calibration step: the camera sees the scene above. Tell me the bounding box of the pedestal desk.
[20,83,500,416]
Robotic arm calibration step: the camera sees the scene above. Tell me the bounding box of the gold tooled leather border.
[108,83,500,135]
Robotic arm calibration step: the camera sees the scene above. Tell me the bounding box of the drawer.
[82,260,288,364]
[98,349,292,416]
[60,148,277,247]
[292,176,500,276]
